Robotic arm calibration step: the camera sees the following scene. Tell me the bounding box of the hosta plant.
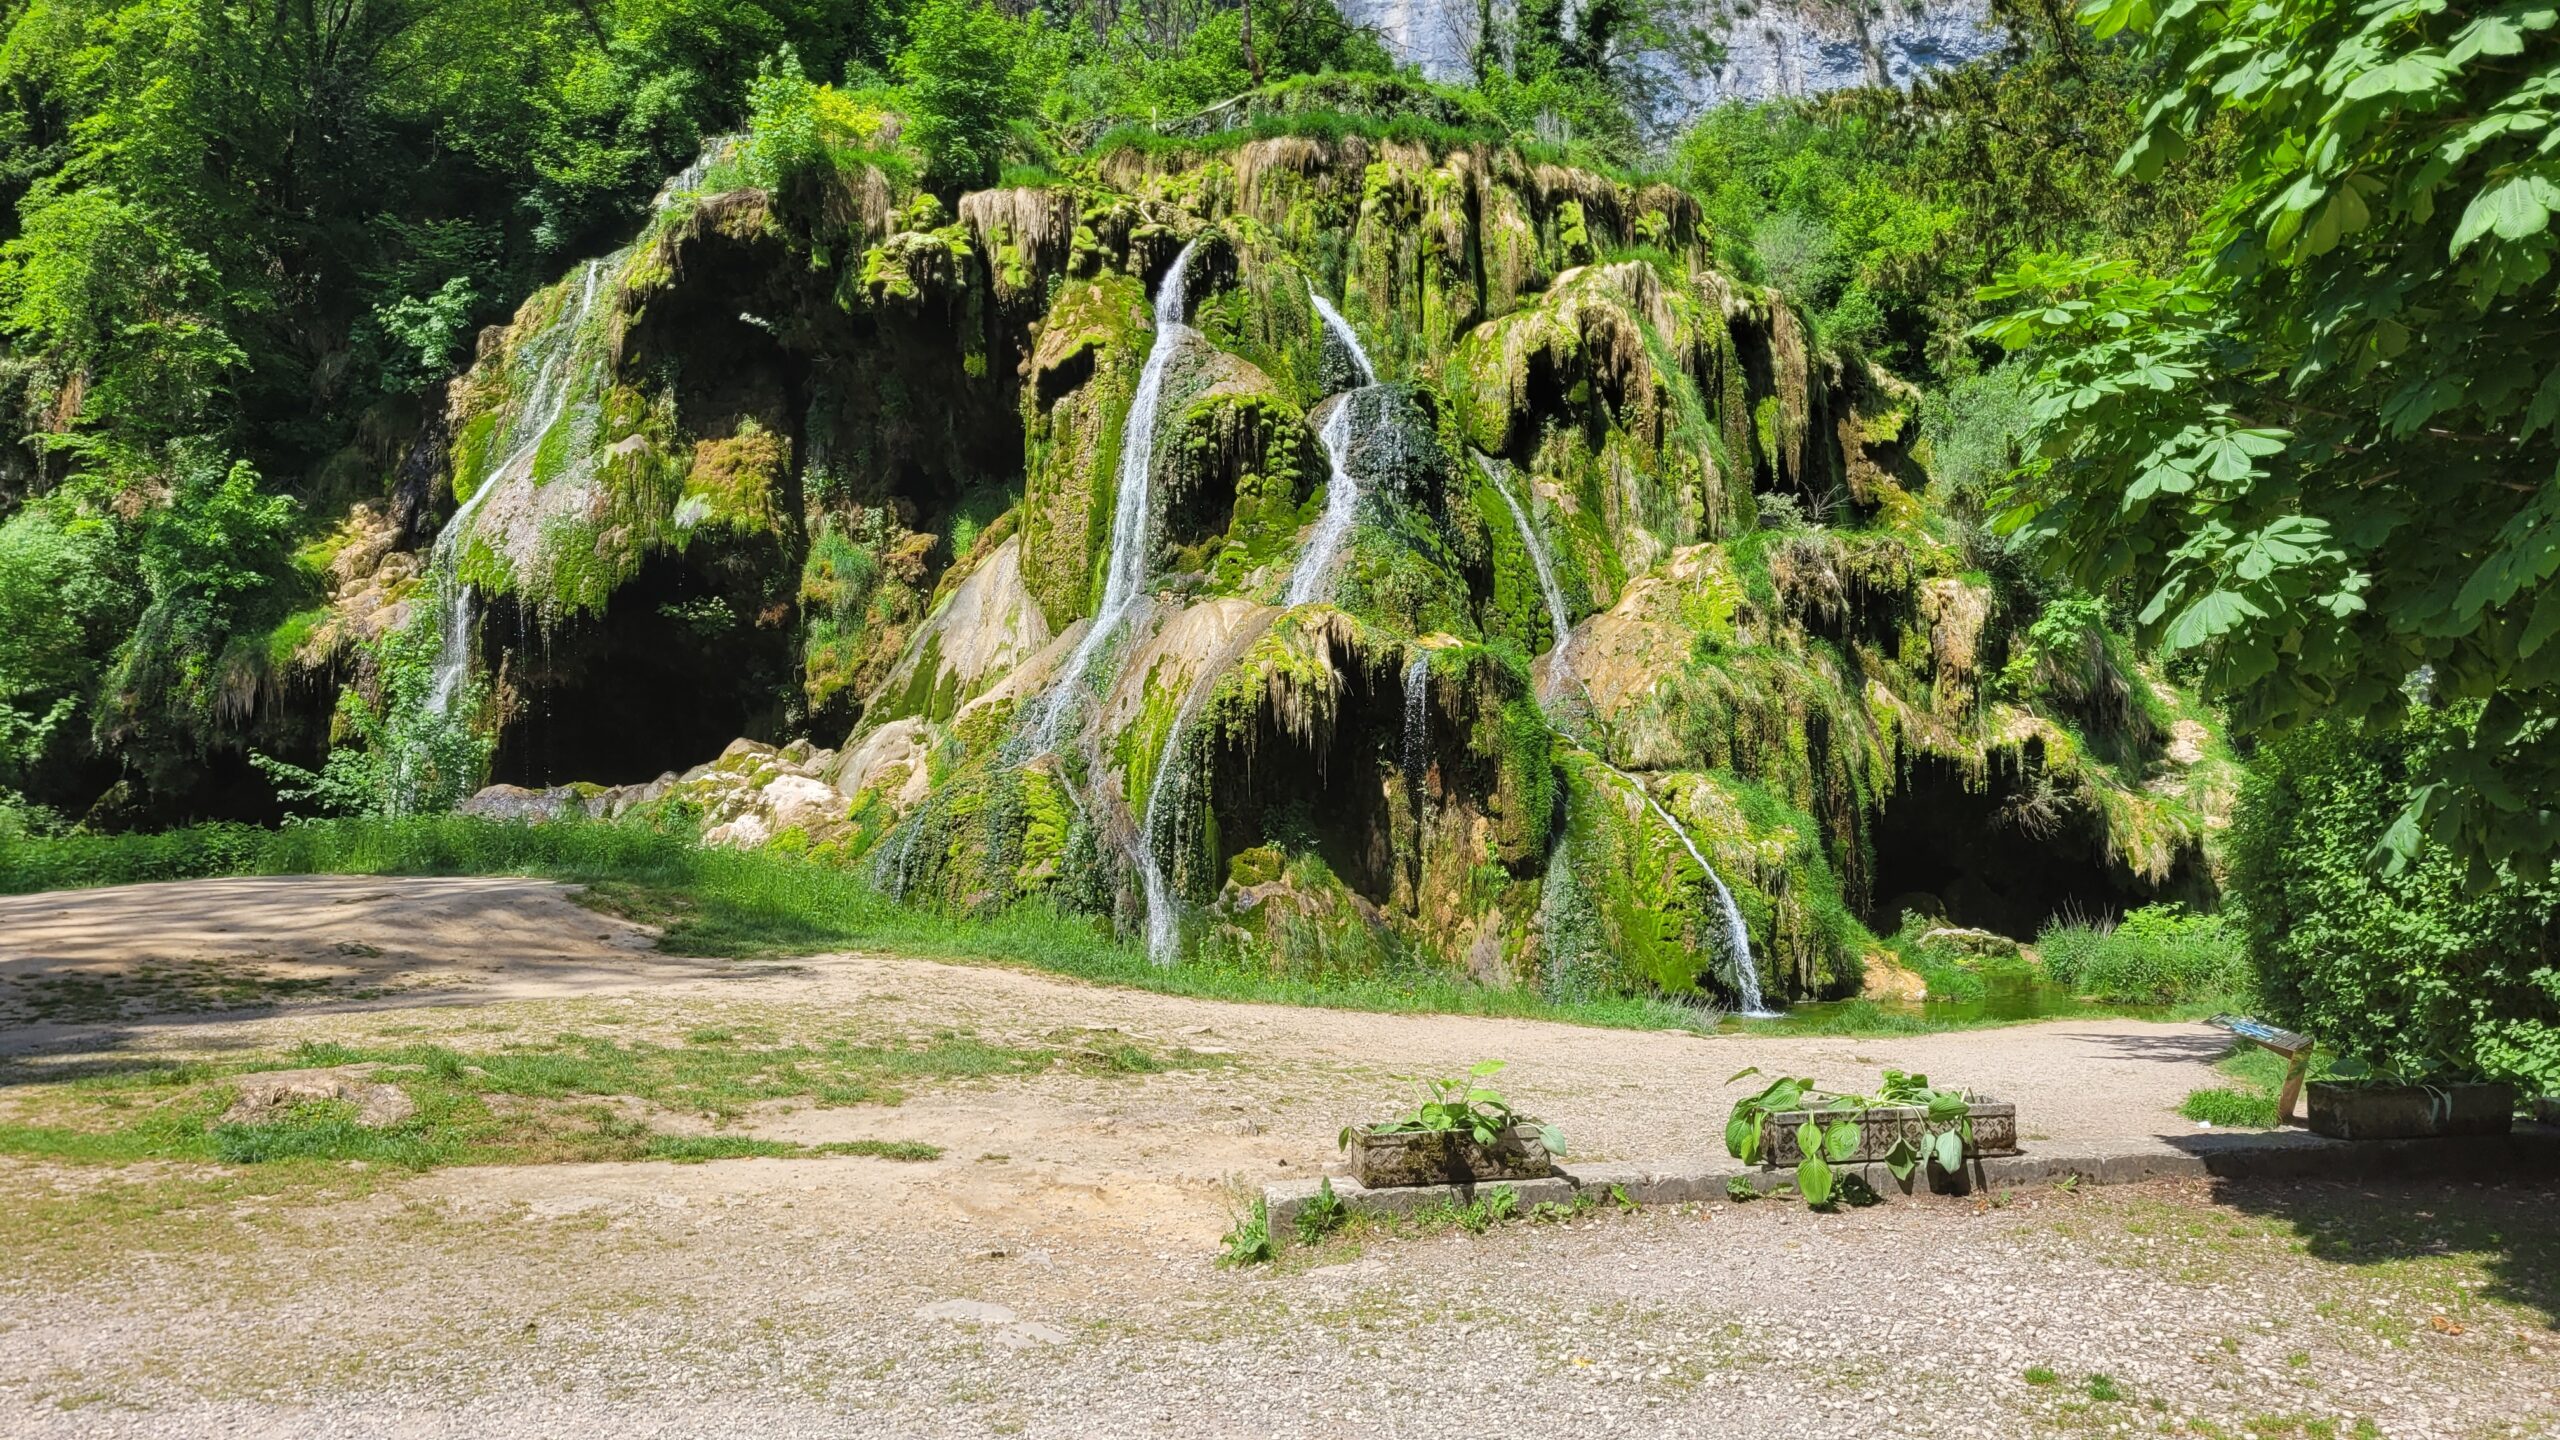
[1340,1059,1567,1157]
[1724,1067,1976,1208]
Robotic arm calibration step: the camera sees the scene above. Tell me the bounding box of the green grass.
[2179,1043,2332,1129]
[2037,904,2252,1007]
[0,815,1719,1034]
[0,1027,1195,1172]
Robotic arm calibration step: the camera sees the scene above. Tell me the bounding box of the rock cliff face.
[329,115,2230,1009]
[1338,0,2005,110]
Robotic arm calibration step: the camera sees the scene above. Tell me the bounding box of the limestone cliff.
[330,101,2231,1010]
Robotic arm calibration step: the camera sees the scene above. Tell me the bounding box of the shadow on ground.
[2204,1176,2560,1331]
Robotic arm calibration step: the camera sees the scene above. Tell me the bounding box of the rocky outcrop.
[414,117,2223,1008]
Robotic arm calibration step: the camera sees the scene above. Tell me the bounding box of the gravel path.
[2,876,2550,1437]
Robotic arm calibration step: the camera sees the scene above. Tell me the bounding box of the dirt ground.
[1,876,2552,1438]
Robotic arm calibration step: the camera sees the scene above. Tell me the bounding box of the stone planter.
[1346,1124,1555,1189]
[1755,1097,2020,1168]
[2306,1081,2515,1140]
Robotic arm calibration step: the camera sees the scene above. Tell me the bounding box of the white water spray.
[422,260,605,726]
[1602,759,1774,1016]
[1136,662,1226,965]
[1031,240,1201,751]
[1476,453,1774,1014]
[1283,399,1360,606]
[1282,292,1381,607]
[1310,289,1377,386]
[1401,653,1431,791]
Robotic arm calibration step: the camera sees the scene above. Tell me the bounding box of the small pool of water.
[1725,976,2159,1034]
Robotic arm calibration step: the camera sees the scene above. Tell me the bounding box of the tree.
[1982,0,2560,883]
[896,0,1035,189]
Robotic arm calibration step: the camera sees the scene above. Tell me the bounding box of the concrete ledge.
[1266,1122,2560,1228]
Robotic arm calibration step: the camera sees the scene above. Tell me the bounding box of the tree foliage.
[1985,0,2560,881]
[2230,714,2559,1089]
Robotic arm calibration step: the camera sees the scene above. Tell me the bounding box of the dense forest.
[0,0,2553,1090]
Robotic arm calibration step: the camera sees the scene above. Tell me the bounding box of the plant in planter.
[1339,1060,1567,1189]
[1724,1068,2005,1207]
[2305,1055,2516,1141]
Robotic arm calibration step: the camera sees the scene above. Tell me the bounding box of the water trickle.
[1282,292,1381,607]
[422,260,605,721]
[1031,239,1202,751]
[1478,446,1771,1009]
[1476,455,1575,682]
[1136,662,1225,966]
[1283,398,1360,606]
[1401,653,1431,792]
[1600,759,1774,1016]
[1310,289,1378,386]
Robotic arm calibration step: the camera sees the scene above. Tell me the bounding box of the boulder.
[1917,926,2022,959]
[217,1067,416,1129]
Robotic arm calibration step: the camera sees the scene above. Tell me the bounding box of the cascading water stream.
[1030,240,1201,752]
[1600,760,1775,1017]
[1475,455,1576,685]
[1281,291,1381,606]
[421,259,604,726]
[1136,662,1226,965]
[1401,654,1430,792]
[1310,290,1378,386]
[1476,453,1775,1015]
[1283,399,1359,606]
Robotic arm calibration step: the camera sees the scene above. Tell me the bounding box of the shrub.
[2035,904,2248,1006]
[2227,717,2560,1092]
[896,0,1038,189]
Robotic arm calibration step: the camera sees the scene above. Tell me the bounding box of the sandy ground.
[1,876,2552,1438]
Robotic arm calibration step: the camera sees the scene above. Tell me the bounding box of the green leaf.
[1725,1110,1757,1160]
[1796,1120,1823,1167]
[1885,1137,1919,1184]
[1824,1117,1861,1163]
[1798,1150,1834,1208]
[1932,1129,1965,1175]
[1537,1123,1567,1158]
[2161,589,2268,650]
[2453,174,2560,256]
[1926,1090,1970,1124]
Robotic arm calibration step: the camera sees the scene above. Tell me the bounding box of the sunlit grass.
[0,816,1722,1034]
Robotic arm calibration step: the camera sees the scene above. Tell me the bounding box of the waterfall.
[1599,759,1774,1016]
[422,260,605,725]
[1401,653,1431,792]
[1135,662,1226,966]
[1479,443,1774,1012]
[1310,289,1378,385]
[1282,398,1360,606]
[1476,455,1575,682]
[1031,239,1201,751]
[1282,292,1381,607]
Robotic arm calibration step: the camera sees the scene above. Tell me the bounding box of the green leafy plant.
[1338,1060,1566,1157]
[1983,0,2560,883]
[1293,1177,1346,1245]
[1218,1196,1274,1267]
[1457,1184,1519,1234]
[1723,1067,1976,1208]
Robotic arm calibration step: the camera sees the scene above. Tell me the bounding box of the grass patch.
[2037,903,2251,1007]
[0,815,1718,1034]
[2180,1043,2334,1129]
[2181,1087,2278,1128]
[0,1027,1183,1172]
